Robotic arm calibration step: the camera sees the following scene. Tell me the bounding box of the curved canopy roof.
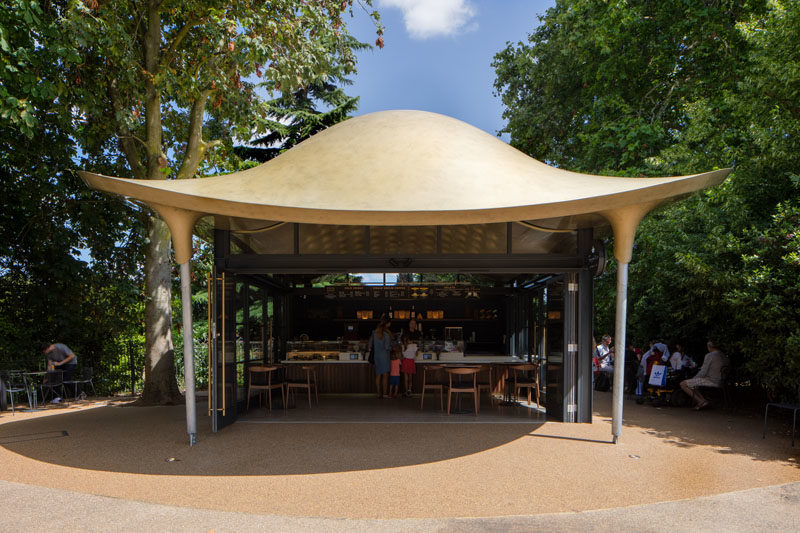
[80,110,730,228]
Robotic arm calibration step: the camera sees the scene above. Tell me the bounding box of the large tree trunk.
[140,214,181,404]
[137,1,181,405]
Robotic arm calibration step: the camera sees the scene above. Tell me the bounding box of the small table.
[23,371,48,411]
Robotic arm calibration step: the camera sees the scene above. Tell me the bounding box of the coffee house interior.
[206,220,602,431]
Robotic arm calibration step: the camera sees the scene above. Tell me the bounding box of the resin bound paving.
[0,392,797,520]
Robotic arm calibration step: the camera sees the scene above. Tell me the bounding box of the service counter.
[279,355,532,395]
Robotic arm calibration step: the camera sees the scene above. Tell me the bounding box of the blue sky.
[342,1,555,284]
[345,0,555,139]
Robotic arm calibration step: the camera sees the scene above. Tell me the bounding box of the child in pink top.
[389,345,402,398]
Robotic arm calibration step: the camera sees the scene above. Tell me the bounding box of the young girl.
[389,345,402,398]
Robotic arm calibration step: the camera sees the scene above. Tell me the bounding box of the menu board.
[324,285,480,299]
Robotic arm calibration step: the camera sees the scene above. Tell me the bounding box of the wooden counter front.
[281,357,530,395]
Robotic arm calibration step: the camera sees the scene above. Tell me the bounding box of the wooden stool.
[246,365,285,412]
[445,367,480,416]
[420,364,447,411]
[286,365,319,407]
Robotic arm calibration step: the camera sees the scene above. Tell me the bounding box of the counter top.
[281,356,529,364]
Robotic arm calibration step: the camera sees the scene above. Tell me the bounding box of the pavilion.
[80,110,730,445]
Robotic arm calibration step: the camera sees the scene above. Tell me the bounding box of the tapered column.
[149,203,202,446]
[601,201,659,444]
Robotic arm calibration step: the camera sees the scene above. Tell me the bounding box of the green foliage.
[0,1,382,396]
[495,0,800,400]
[235,40,367,163]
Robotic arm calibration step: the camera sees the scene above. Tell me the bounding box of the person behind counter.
[369,318,392,399]
[401,319,421,397]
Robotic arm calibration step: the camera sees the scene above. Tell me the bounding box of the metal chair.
[2,372,31,414]
[419,364,447,411]
[40,370,66,402]
[763,380,800,447]
[508,363,541,407]
[64,367,96,400]
[246,365,286,412]
[445,367,480,416]
[286,365,318,408]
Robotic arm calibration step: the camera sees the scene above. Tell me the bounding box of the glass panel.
[299,224,367,254]
[511,223,577,254]
[369,226,437,254]
[440,223,506,254]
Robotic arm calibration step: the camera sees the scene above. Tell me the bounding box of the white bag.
[648,364,667,387]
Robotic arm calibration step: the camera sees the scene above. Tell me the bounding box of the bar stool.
[508,363,540,407]
[286,365,319,408]
[445,366,480,416]
[476,365,495,406]
[420,364,447,411]
[246,365,285,412]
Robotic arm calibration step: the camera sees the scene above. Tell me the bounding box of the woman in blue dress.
[369,319,392,398]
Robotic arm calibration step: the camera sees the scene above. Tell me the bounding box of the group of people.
[368,317,422,399]
[593,335,729,410]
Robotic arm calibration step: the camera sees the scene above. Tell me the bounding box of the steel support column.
[180,261,197,446]
[611,261,629,443]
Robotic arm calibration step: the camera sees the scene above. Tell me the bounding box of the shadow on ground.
[0,401,543,476]
[593,391,800,468]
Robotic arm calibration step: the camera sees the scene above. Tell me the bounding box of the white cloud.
[379,0,477,39]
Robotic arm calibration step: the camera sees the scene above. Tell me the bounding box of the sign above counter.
[323,284,481,300]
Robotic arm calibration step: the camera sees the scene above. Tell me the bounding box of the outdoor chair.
[246,365,286,412]
[476,365,496,406]
[419,364,447,411]
[64,366,96,400]
[696,366,732,410]
[2,372,31,414]
[762,379,800,447]
[445,366,480,416]
[286,365,318,408]
[40,370,66,403]
[507,363,541,407]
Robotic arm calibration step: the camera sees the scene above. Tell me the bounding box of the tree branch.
[176,89,215,180]
[162,16,201,68]
[144,0,164,179]
[109,82,146,179]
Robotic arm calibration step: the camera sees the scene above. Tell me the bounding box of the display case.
[285,340,365,361]
[444,327,464,352]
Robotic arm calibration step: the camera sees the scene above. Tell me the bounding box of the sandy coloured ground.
[0,392,797,519]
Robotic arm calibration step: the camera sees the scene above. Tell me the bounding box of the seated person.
[681,349,697,371]
[667,346,683,371]
[680,340,729,410]
[636,345,662,397]
[595,335,614,375]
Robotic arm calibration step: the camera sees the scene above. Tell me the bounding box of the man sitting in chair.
[680,340,729,410]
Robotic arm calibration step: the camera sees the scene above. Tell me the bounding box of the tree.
[0,1,145,375]
[7,1,382,404]
[234,51,365,163]
[493,0,761,175]
[493,0,800,399]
